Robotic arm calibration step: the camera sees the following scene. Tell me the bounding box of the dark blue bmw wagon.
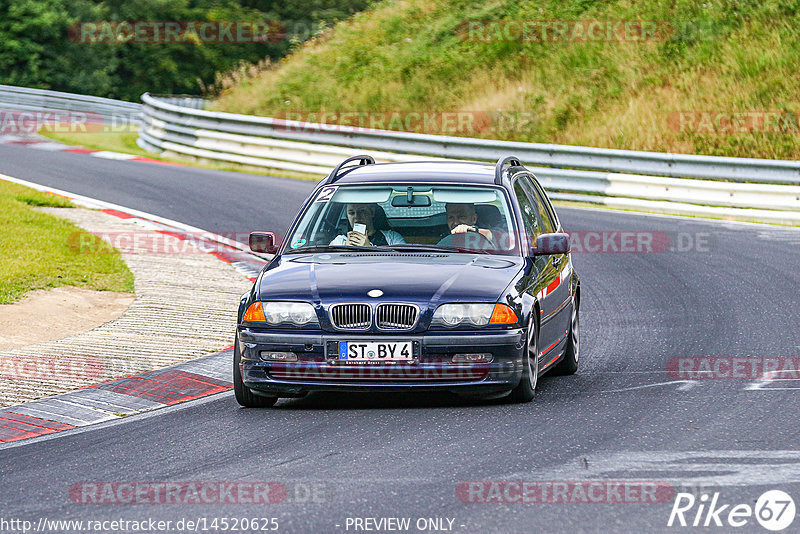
[235,155,580,406]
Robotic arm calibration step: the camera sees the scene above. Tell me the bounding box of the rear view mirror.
[249,232,281,254]
[534,233,570,255]
[391,194,431,207]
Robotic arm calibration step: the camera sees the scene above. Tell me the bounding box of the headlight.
[244,301,318,325]
[433,303,493,326]
[432,303,518,327]
[266,302,317,325]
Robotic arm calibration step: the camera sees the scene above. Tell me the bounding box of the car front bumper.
[237,327,525,397]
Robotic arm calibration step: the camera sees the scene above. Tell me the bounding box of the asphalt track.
[2,143,800,533]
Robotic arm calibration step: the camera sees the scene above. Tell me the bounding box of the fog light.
[260,351,298,362]
[452,353,493,363]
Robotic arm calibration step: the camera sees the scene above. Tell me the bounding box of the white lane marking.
[746,366,800,390]
[558,203,800,229]
[0,134,74,150]
[89,150,137,160]
[746,379,800,391]
[0,135,161,160]
[509,451,800,487]
[0,135,30,143]
[597,380,695,393]
[25,142,74,151]
[593,371,680,374]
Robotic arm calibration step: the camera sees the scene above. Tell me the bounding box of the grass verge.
[41,129,151,157]
[210,0,800,161]
[0,181,134,305]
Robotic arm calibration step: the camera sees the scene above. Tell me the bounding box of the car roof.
[332,161,501,186]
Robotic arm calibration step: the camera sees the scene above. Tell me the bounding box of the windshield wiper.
[284,245,395,254]
[386,244,492,254]
[385,244,455,253]
[286,244,494,255]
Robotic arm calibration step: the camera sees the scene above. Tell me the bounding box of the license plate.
[338,341,413,363]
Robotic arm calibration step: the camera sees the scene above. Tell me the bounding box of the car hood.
[257,253,523,308]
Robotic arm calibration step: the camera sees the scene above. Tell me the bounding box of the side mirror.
[534,232,570,255]
[249,232,281,254]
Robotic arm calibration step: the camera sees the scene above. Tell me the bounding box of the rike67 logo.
[668,490,795,531]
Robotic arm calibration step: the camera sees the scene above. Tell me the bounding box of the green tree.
[0,0,370,101]
[0,0,116,95]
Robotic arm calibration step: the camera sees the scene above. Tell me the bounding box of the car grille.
[376,304,418,330]
[329,304,372,330]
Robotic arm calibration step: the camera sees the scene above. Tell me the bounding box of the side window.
[514,179,541,249]
[521,177,555,234]
[528,179,560,230]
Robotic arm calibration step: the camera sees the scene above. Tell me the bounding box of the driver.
[330,203,405,246]
[445,203,495,243]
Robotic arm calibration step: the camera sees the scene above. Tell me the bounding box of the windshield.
[284,184,519,255]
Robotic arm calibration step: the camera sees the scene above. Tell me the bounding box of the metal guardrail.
[1,85,796,224]
[0,84,141,124]
[147,95,205,110]
[139,93,800,224]
[140,93,800,184]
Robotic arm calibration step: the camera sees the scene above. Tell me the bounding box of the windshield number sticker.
[316,186,338,203]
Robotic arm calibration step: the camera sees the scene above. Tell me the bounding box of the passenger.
[330,203,405,246]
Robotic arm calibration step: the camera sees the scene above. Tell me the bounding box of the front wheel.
[508,316,538,403]
[233,334,278,408]
[551,302,579,376]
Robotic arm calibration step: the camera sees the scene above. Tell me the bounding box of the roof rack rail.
[326,155,376,184]
[494,156,523,185]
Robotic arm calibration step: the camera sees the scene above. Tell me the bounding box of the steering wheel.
[311,219,341,245]
[436,229,494,251]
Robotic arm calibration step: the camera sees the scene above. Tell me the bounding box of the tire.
[551,301,579,376]
[233,334,278,408]
[508,315,538,403]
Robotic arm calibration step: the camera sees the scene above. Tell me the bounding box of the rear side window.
[520,176,555,234]
[513,179,541,249]
[528,178,560,230]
